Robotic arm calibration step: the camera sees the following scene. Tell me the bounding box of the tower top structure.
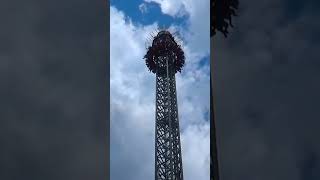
[144,29,185,180]
[144,30,185,74]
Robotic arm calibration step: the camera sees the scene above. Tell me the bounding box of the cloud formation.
[110,2,210,180]
[139,3,149,14]
[144,0,210,55]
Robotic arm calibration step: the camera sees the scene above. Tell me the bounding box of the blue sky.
[110,0,188,27]
[110,1,210,179]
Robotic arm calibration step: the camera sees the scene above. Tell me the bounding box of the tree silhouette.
[211,0,239,180]
[211,0,239,37]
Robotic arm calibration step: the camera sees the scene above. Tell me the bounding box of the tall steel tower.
[144,30,185,180]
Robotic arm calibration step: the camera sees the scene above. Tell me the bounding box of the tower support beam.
[145,30,185,180]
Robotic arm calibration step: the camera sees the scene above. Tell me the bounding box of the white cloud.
[182,124,210,180]
[144,0,210,56]
[110,3,209,180]
[144,0,187,17]
[139,3,148,14]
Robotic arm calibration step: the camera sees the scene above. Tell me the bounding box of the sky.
[110,0,210,180]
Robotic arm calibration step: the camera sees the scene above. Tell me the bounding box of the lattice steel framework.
[144,30,185,180]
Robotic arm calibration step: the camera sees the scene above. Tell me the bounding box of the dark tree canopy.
[211,0,239,37]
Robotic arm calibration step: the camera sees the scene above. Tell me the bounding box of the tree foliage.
[211,0,239,37]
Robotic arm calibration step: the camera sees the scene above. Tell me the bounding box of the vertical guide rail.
[166,56,173,179]
[155,66,159,180]
[171,64,184,180]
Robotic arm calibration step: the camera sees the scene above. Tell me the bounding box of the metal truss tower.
[144,30,185,180]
